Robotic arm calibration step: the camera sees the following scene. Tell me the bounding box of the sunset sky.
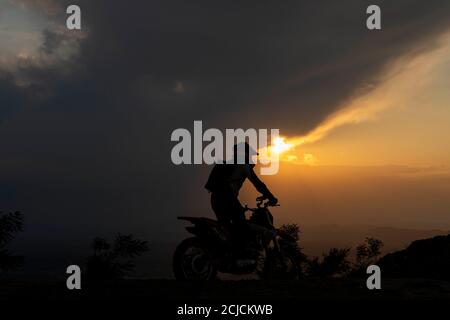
[276,32,450,167]
[1,0,450,255]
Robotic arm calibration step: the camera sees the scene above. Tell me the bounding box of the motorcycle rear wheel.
[173,237,218,280]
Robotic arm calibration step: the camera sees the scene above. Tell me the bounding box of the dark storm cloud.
[75,0,450,132]
[0,74,23,120]
[1,0,450,247]
[40,28,64,54]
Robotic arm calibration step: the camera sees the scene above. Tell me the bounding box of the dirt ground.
[1,277,450,301]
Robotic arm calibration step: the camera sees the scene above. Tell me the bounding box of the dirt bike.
[173,197,302,280]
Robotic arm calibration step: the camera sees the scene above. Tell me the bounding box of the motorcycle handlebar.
[244,197,280,211]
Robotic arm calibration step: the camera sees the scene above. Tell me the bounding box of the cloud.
[9,0,64,16]
[173,81,185,94]
[0,0,87,89]
[281,32,450,152]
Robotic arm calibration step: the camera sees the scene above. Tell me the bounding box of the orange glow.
[271,137,293,155]
[272,32,450,167]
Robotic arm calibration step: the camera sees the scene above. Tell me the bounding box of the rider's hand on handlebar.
[256,195,266,202]
[267,196,278,206]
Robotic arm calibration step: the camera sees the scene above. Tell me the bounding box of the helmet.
[233,142,258,164]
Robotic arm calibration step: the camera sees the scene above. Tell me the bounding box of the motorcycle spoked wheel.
[173,237,218,280]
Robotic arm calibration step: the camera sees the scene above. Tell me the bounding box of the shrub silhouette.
[307,247,351,277]
[279,223,300,241]
[86,233,148,282]
[279,223,307,263]
[354,237,383,273]
[0,211,24,271]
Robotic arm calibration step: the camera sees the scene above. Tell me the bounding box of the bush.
[86,233,148,282]
[306,247,351,277]
[354,237,383,273]
[278,223,307,262]
[278,224,300,241]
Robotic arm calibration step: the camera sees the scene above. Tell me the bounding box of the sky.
[277,33,450,167]
[1,0,450,253]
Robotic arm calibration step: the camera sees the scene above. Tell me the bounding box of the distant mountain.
[378,234,450,280]
[299,224,448,258]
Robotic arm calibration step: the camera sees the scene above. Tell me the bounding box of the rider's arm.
[247,167,277,201]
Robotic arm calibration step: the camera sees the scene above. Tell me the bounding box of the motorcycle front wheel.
[173,237,217,280]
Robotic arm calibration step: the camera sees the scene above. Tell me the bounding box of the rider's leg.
[229,198,251,257]
[210,192,231,225]
[212,193,252,263]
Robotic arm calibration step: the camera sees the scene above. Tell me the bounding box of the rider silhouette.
[205,142,278,259]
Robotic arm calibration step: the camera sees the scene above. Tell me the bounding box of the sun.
[271,137,292,154]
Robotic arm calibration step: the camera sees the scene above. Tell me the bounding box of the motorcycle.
[173,197,302,280]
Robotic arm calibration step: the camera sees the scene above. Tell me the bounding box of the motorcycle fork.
[272,237,290,269]
[272,237,281,253]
